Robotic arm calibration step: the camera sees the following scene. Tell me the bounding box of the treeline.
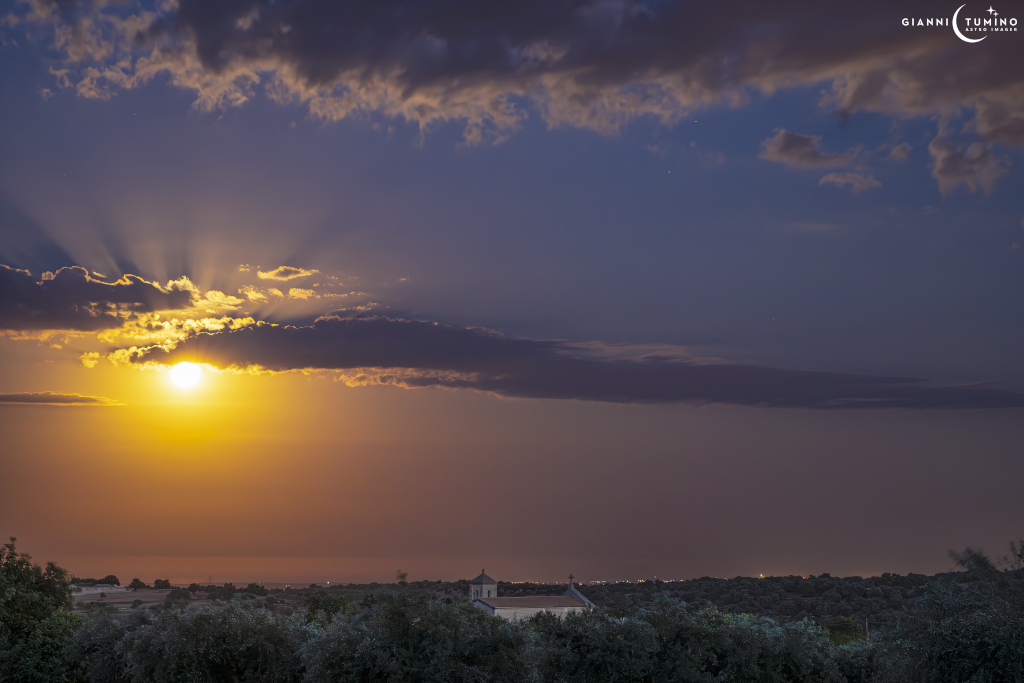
[510,541,1024,627]
[121,578,170,590]
[3,537,1023,682]
[576,572,932,624]
[69,576,119,587]
[190,582,273,600]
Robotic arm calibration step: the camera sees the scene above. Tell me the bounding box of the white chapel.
[468,570,594,621]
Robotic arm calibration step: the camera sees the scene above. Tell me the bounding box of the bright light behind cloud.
[169,362,201,389]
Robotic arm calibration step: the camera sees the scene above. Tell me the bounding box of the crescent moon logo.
[953,4,987,42]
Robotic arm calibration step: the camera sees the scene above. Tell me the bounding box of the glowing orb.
[169,362,201,388]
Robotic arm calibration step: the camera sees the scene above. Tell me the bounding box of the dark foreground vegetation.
[2,538,1022,682]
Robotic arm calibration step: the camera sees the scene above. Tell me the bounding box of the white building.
[469,570,593,621]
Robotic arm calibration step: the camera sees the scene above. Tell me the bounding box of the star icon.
[987,6,998,16]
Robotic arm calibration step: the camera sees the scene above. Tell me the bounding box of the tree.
[1000,538,1024,571]
[163,589,191,609]
[128,578,147,590]
[153,579,171,589]
[949,547,999,578]
[302,594,537,681]
[824,616,865,646]
[304,593,351,622]
[0,537,84,682]
[98,574,119,586]
[76,604,304,682]
[204,585,236,603]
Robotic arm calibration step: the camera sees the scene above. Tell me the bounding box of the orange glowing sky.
[3,340,1022,583]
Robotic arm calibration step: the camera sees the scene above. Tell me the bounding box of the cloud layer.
[0,265,192,331]
[119,315,1024,410]
[10,0,1024,151]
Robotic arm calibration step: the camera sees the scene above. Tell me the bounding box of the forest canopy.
[2,537,1022,682]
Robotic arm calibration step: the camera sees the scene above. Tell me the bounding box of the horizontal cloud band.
[0,392,122,406]
[123,316,1024,410]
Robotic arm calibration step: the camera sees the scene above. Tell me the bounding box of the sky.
[1,0,1023,585]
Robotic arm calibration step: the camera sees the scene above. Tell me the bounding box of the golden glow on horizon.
[169,362,202,389]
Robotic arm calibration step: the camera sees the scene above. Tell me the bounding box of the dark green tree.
[163,588,192,609]
[1001,539,1024,571]
[243,582,268,596]
[0,537,84,682]
[302,594,536,682]
[76,605,303,682]
[304,593,351,623]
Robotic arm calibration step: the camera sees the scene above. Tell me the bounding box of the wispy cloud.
[0,391,123,406]
[256,266,319,281]
[886,143,912,162]
[928,136,1009,196]
[760,130,859,168]
[819,172,882,193]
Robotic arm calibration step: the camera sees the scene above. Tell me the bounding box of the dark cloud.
[0,264,193,331]
[0,391,122,406]
[760,130,858,168]
[12,0,1024,152]
[122,315,1024,410]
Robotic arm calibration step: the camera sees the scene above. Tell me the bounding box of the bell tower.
[469,569,498,600]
